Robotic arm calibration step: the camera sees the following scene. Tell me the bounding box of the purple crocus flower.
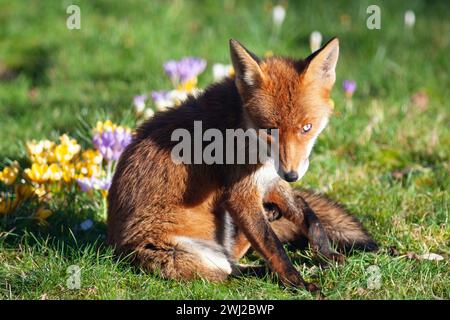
[80,219,94,231]
[343,80,357,98]
[163,57,207,84]
[93,128,132,162]
[133,94,147,113]
[77,176,111,192]
[151,90,171,104]
[77,177,94,192]
[95,177,112,190]
[151,90,175,110]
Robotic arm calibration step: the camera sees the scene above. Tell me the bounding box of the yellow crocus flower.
[59,134,81,153]
[76,151,102,178]
[26,139,54,156]
[88,164,102,177]
[54,135,80,163]
[26,140,55,164]
[0,195,18,215]
[177,77,198,92]
[0,161,20,185]
[61,163,76,183]
[34,186,46,198]
[82,149,103,164]
[95,120,116,133]
[24,163,50,183]
[0,185,35,215]
[47,163,63,181]
[15,184,35,201]
[54,143,72,163]
[35,206,53,224]
[76,162,101,178]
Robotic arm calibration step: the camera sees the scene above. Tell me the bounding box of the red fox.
[107,38,377,293]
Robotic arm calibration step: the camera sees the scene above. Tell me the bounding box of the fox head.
[229,38,339,182]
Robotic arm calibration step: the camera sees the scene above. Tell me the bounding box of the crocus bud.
[343,80,357,99]
[404,10,415,28]
[310,31,322,53]
[133,95,146,114]
[272,5,286,29]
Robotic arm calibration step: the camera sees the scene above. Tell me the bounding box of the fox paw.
[325,251,345,264]
[263,202,282,222]
[304,282,326,299]
[314,248,345,265]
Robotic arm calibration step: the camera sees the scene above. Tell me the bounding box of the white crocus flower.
[404,10,416,28]
[310,31,322,53]
[190,88,204,99]
[144,108,155,119]
[213,63,233,82]
[154,95,174,111]
[169,90,189,107]
[272,5,286,29]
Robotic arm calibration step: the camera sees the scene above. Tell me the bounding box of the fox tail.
[294,189,378,252]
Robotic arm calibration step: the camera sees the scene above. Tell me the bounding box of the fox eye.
[301,123,312,134]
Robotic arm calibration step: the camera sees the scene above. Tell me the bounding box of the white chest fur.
[253,159,280,196]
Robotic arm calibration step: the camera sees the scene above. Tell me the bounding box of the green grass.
[0,0,449,299]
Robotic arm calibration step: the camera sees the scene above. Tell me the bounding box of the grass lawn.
[0,0,448,299]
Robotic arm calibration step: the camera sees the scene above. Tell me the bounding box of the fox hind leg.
[135,236,233,282]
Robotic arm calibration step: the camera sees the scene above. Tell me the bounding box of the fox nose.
[284,171,299,182]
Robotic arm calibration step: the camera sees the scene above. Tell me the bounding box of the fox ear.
[229,39,264,87]
[303,38,339,89]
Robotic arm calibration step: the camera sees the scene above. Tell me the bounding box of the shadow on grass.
[1,44,56,86]
[0,190,112,264]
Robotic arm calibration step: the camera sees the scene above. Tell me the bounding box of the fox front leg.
[263,180,304,224]
[225,178,320,293]
[264,181,344,264]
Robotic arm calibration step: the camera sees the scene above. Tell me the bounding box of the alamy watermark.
[367,5,381,30]
[366,265,381,290]
[66,265,81,289]
[65,4,382,31]
[66,5,81,30]
[170,121,280,167]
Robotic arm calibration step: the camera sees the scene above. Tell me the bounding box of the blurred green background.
[0,0,448,157]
